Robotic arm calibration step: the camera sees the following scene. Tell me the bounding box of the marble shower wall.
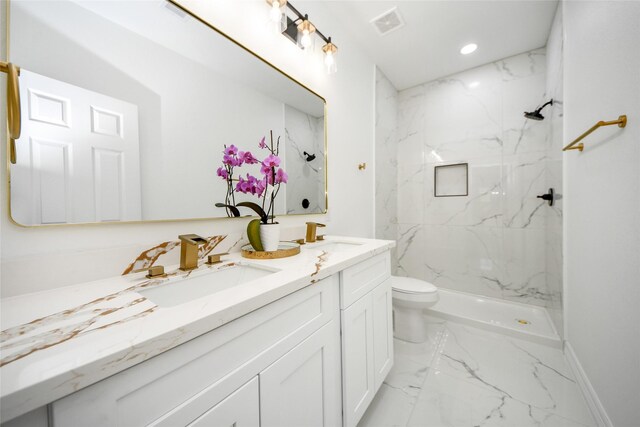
[396,48,561,313]
[544,7,564,336]
[374,68,399,272]
[284,104,326,214]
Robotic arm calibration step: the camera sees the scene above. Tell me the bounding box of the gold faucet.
[178,234,208,271]
[305,222,326,243]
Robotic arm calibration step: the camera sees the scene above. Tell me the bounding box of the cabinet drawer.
[188,377,259,427]
[340,252,390,309]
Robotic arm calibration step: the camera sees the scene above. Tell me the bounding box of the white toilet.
[391,276,439,343]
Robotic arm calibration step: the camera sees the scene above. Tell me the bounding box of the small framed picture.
[434,163,468,197]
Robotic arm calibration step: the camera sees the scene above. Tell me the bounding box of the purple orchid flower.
[216,166,229,180]
[235,174,266,197]
[263,154,281,168]
[239,151,260,165]
[275,168,288,184]
[224,145,238,156]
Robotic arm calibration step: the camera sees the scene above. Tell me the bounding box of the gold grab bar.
[563,115,627,152]
[0,61,21,164]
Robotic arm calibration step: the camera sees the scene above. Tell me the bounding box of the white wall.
[0,0,376,297]
[563,1,640,425]
[544,5,564,337]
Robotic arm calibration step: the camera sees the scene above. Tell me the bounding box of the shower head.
[524,99,553,121]
[303,151,316,162]
[524,110,545,121]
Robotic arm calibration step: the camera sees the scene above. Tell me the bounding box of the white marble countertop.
[0,236,394,422]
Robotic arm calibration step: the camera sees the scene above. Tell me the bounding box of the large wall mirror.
[7,0,327,226]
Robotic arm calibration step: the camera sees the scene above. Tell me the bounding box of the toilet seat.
[391,276,438,303]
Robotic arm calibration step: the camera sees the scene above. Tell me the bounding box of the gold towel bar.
[563,115,627,152]
[0,61,21,164]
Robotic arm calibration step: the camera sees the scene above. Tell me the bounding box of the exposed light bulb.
[324,51,334,67]
[322,41,338,74]
[301,30,311,48]
[296,17,315,50]
[269,2,282,23]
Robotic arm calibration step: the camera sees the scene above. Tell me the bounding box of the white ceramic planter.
[260,223,281,252]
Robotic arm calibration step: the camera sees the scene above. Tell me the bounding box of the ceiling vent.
[370,7,405,36]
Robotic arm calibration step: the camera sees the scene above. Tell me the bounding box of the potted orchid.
[215,131,288,251]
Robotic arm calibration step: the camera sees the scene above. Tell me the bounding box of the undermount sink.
[140,264,276,308]
[310,241,363,252]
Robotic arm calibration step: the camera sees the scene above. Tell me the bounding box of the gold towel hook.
[0,61,21,164]
[563,115,627,152]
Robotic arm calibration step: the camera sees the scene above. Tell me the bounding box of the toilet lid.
[391,276,437,294]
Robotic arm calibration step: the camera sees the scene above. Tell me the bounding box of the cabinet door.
[341,294,375,427]
[260,320,341,427]
[188,377,259,427]
[372,279,393,389]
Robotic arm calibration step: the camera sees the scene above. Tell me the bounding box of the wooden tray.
[241,242,301,259]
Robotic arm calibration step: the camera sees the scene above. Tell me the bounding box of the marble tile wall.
[395,48,562,313]
[374,68,399,272]
[284,105,326,214]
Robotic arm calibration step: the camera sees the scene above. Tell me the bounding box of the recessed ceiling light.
[460,43,478,55]
[468,81,480,89]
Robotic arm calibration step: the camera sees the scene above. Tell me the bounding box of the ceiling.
[324,0,559,91]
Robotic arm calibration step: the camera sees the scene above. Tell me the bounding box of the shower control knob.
[537,188,555,206]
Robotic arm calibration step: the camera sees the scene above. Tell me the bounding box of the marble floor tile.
[408,370,591,427]
[361,320,595,427]
[359,383,418,427]
[359,323,446,427]
[435,323,595,426]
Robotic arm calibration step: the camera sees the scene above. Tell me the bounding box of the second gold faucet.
[178,234,208,271]
[305,222,326,243]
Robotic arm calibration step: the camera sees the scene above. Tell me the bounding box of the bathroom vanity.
[0,237,394,427]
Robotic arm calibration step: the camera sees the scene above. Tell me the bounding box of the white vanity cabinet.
[49,275,341,427]
[2,247,395,427]
[340,252,394,427]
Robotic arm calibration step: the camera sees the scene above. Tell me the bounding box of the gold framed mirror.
[5,0,327,227]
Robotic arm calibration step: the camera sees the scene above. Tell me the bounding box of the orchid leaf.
[237,201,268,223]
[215,203,240,217]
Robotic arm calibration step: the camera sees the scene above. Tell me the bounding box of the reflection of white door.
[12,70,141,225]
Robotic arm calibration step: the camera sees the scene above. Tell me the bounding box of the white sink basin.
[310,241,362,252]
[140,264,276,308]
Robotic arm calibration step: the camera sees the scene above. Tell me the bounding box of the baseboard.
[564,341,613,427]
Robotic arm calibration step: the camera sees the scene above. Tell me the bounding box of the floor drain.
[516,319,531,325]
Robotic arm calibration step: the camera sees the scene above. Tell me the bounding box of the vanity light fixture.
[460,43,478,55]
[297,15,316,50]
[266,0,338,74]
[322,38,338,74]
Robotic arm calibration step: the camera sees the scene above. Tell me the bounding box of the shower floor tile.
[358,321,595,427]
